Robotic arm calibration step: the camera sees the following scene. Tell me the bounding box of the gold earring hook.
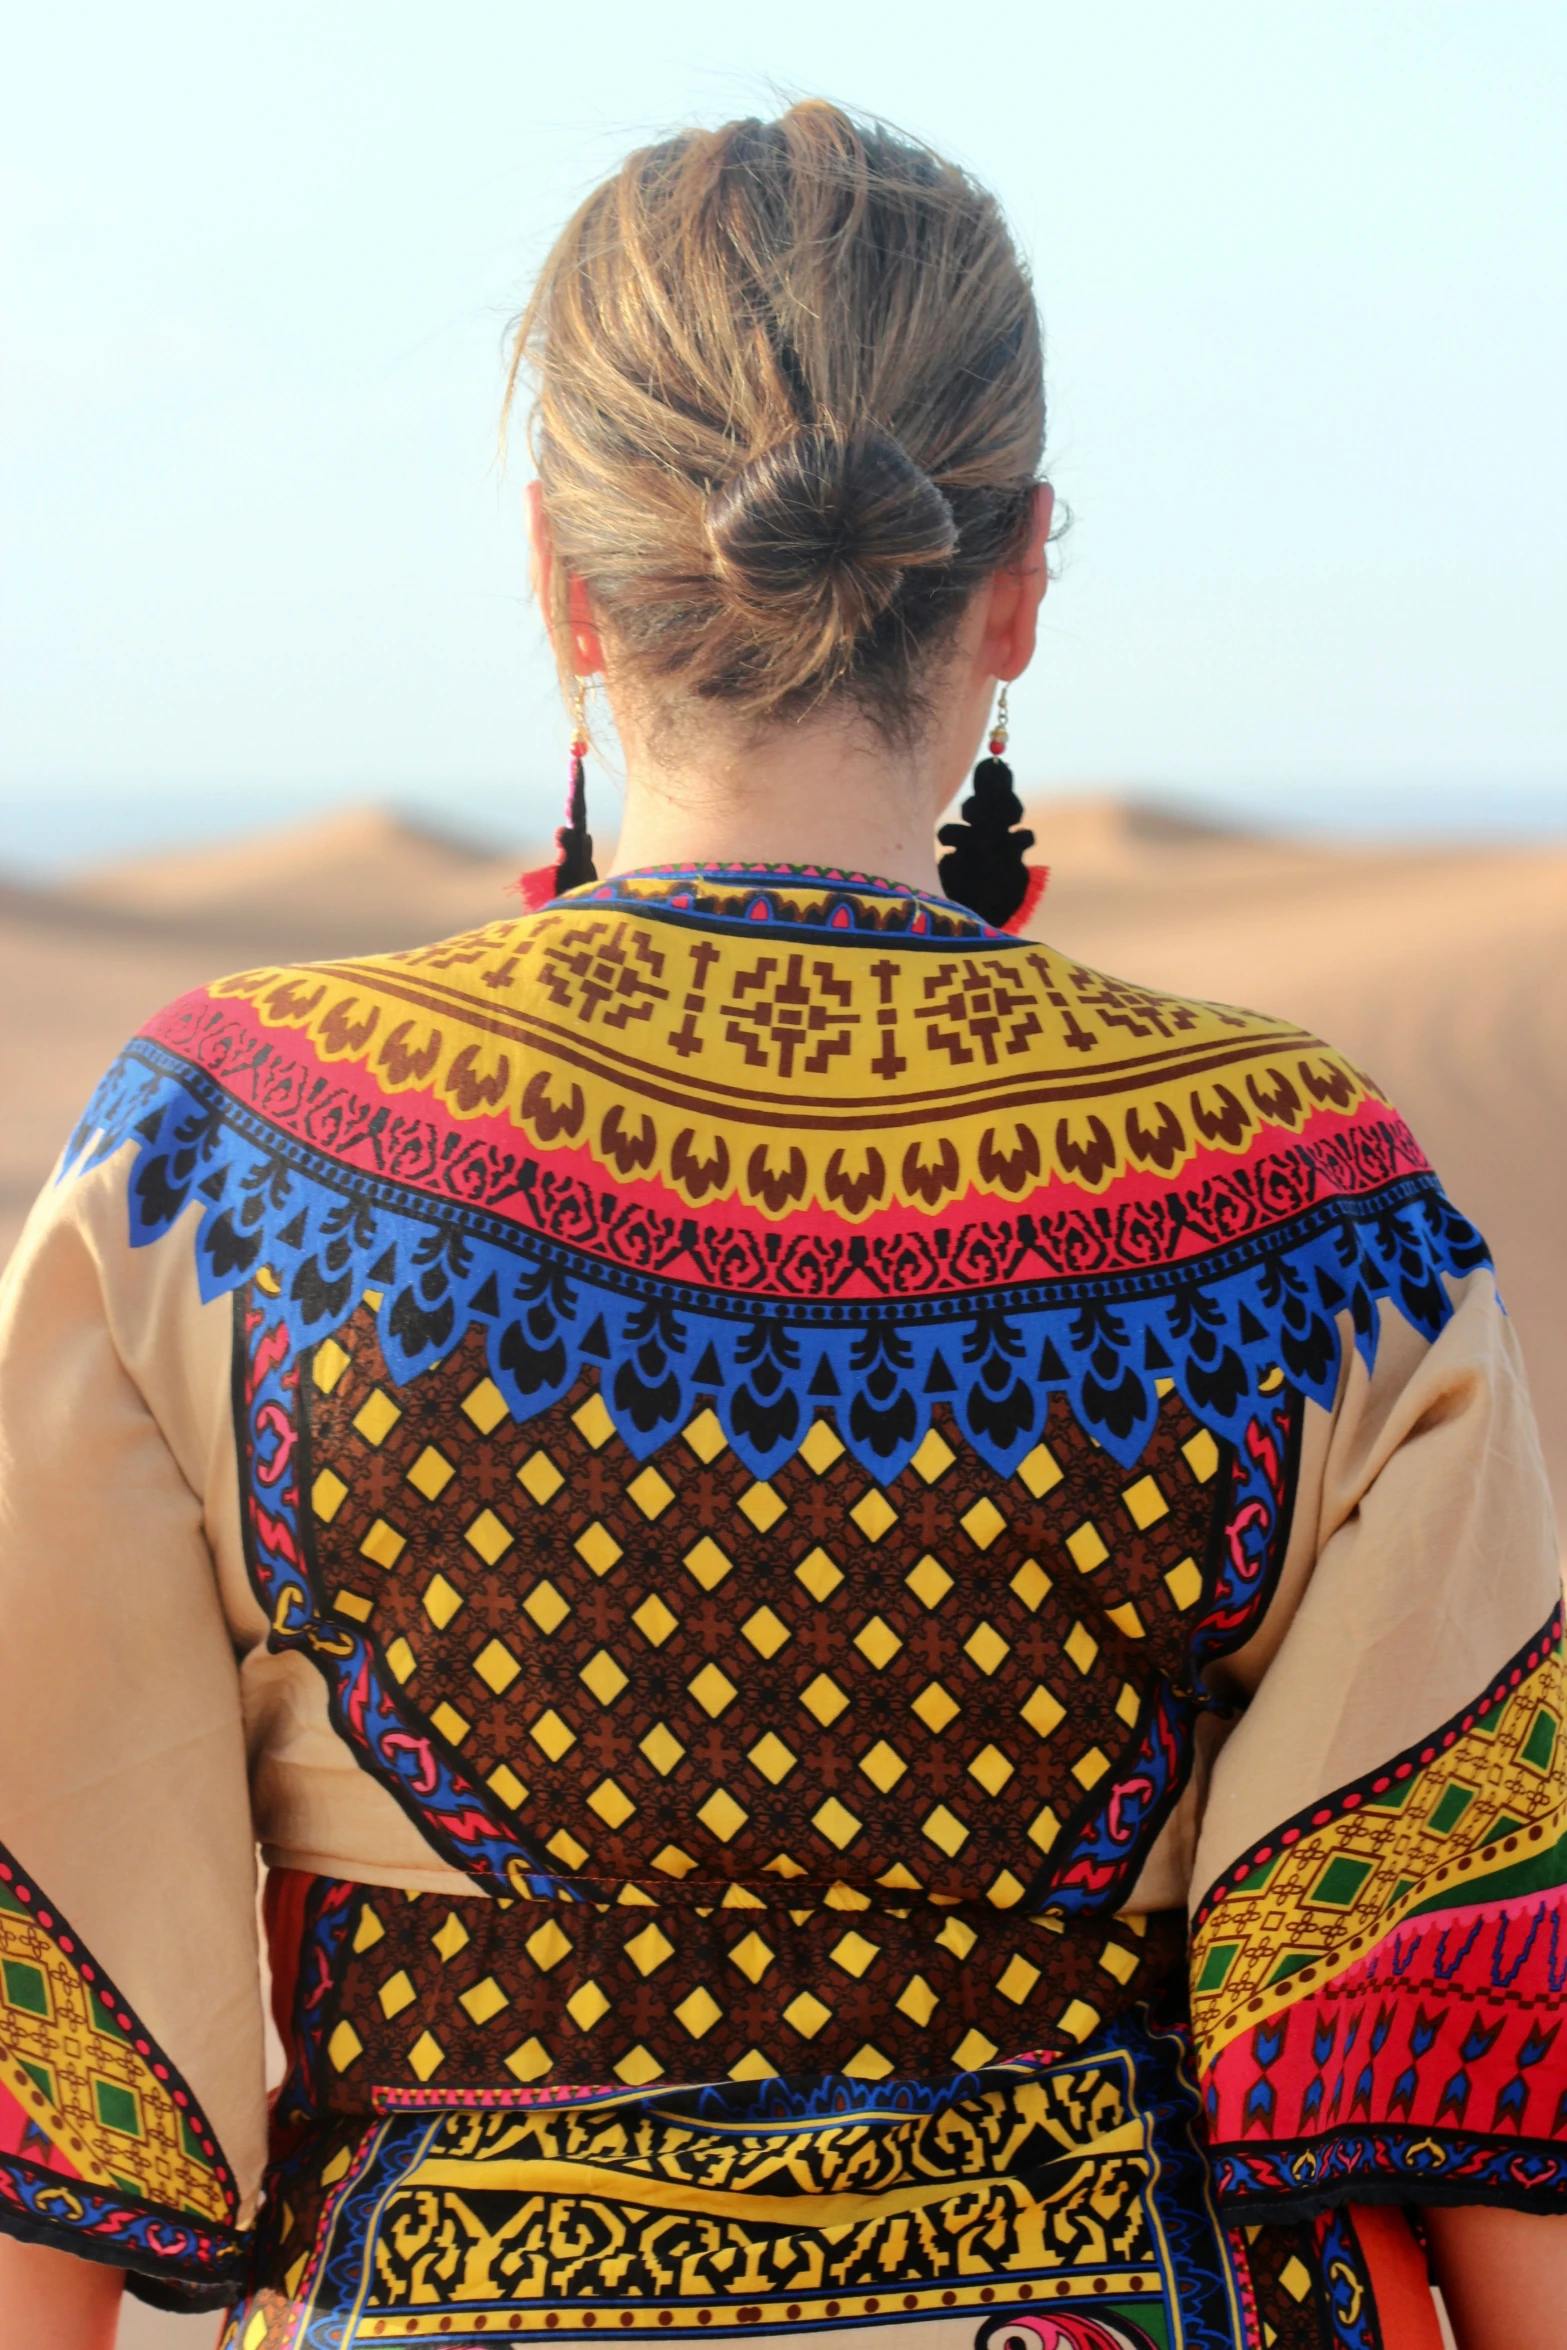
[990,684,1009,755]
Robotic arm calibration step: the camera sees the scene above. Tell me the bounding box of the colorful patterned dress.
[0,864,1563,2350]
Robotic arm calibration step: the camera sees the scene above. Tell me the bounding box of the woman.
[0,102,1563,2350]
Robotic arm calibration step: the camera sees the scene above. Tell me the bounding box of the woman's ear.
[565,575,606,677]
[526,482,606,676]
[978,483,1055,683]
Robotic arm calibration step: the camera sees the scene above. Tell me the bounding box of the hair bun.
[704,430,957,692]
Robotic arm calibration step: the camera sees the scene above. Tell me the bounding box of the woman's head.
[509,101,1047,743]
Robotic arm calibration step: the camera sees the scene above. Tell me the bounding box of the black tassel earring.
[552,679,598,895]
[937,686,1040,931]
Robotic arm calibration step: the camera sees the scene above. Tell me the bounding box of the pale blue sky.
[2,1,1563,865]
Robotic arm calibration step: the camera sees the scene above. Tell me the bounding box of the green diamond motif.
[93,2080,141,2138]
[1426,1782,1477,1837]
[1366,1775,1416,1811]
[1267,1950,1321,1985]
[1306,1855,1374,1909]
[19,2060,53,2101]
[1195,1941,1240,1994]
[1,1960,50,2019]
[1522,1709,1558,1773]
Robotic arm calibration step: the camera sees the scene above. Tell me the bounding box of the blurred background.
[2,5,1563,2339]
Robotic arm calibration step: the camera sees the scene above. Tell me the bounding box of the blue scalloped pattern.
[68,1042,1489,1486]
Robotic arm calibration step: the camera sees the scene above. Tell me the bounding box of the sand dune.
[66,802,534,959]
[2,797,1562,1520]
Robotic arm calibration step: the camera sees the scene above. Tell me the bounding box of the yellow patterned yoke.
[209,900,1376,1213]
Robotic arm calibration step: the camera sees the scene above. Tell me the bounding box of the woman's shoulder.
[36,900,1490,1501]
[98,896,1407,1208]
[60,897,1434,1253]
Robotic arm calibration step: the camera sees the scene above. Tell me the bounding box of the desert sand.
[2,798,1555,2347]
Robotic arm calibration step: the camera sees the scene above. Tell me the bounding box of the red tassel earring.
[554,679,597,893]
[518,678,599,911]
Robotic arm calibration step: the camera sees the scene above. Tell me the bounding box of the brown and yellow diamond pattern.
[302,1305,1226,1909]
[1235,2221,1335,2350]
[310,1878,1187,2102]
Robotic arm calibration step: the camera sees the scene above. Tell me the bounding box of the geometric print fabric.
[1233,2217,1347,2350]
[306,1875,1188,2100]
[0,1864,230,2223]
[1192,1610,1567,2217]
[1193,1622,1567,2059]
[304,1304,1230,1920]
[210,894,1380,1219]
[231,2030,1234,2348]
[230,2010,1382,2349]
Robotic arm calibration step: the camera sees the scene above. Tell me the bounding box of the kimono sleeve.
[0,1157,265,2310]
[1189,1258,1567,2221]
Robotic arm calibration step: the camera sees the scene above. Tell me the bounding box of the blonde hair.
[507,101,1045,731]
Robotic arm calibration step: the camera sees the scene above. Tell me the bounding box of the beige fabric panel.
[0,1152,479,2226]
[1191,1267,1560,1909]
[1122,1710,1239,1913]
[248,1645,478,1894]
[0,1155,268,2214]
[71,1150,479,1887]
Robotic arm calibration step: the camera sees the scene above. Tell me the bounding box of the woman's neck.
[603,697,969,898]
